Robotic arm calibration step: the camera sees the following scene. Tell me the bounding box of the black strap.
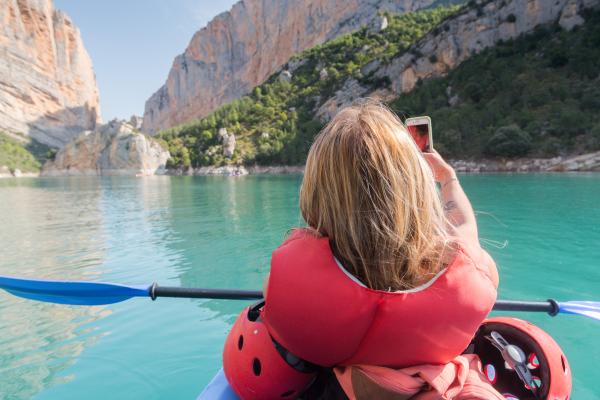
[272,337,320,373]
[247,300,265,321]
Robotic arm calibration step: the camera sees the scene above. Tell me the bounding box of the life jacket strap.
[249,300,320,374]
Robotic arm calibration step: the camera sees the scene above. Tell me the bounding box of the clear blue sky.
[55,0,238,122]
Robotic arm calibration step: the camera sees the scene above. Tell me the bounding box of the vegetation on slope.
[157,6,461,168]
[0,132,53,173]
[390,8,600,158]
[159,5,600,168]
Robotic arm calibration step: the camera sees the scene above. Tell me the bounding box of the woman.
[223,100,499,399]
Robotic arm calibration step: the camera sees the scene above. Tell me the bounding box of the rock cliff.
[0,0,101,148]
[317,0,600,119]
[142,0,438,133]
[379,0,599,94]
[42,120,169,176]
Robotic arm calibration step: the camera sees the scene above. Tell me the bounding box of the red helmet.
[472,317,572,400]
[223,302,317,400]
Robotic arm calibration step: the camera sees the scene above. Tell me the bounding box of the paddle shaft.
[150,285,560,315]
[493,299,559,315]
[151,285,263,300]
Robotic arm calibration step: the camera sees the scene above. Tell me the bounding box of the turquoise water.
[0,174,598,399]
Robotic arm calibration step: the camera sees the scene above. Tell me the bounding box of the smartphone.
[405,116,433,152]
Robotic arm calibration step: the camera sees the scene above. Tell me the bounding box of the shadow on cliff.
[27,105,100,152]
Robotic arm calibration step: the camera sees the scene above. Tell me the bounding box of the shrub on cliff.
[484,125,532,157]
[165,138,191,169]
[0,132,47,172]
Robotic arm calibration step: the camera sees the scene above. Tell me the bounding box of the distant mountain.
[157,0,600,169]
[0,0,101,148]
[142,0,445,133]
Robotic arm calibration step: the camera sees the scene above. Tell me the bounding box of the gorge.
[142,0,443,133]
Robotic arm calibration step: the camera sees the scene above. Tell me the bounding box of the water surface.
[0,174,598,399]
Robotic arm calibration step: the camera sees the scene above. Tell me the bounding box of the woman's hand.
[422,150,456,184]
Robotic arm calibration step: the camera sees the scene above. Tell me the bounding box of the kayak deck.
[197,368,239,400]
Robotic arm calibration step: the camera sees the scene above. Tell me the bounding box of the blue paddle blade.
[0,276,151,305]
[559,301,600,321]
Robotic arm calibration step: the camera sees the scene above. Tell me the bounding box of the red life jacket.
[262,229,498,368]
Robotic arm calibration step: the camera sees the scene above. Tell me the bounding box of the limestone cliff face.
[142,0,437,133]
[0,0,101,147]
[42,120,169,176]
[316,0,600,120]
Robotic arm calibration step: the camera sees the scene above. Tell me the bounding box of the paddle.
[0,275,598,321]
[0,276,262,305]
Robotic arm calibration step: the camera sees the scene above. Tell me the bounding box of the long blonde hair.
[300,100,449,291]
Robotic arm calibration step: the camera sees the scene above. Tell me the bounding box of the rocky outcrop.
[0,0,101,148]
[193,165,247,176]
[246,165,305,174]
[316,79,395,121]
[316,79,369,121]
[218,128,236,158]
[129,115,143,130]
[450,151,600,172]
[367,15,389,34]
[546,151,600,171]
[42,120,169,176]
[142,0,438,133]
[279,70,293,83]
[317,0,599,118]
[378,0,599,94]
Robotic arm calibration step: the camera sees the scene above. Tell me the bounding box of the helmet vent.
[238,335,244,350]
[252,358,262,376]
[280,390,295,397]
[561,355,568,373]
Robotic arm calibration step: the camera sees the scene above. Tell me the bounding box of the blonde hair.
[300,100,449,291]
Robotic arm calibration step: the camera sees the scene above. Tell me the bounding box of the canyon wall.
[316,0,600,119]
[142,0,438,133]
[0,0,101,147]
[379,0,599,94]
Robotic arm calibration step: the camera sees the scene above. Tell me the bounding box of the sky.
[54,0,238,122]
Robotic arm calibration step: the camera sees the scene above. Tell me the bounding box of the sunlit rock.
[42,120,169,176]
[0,0,101,147]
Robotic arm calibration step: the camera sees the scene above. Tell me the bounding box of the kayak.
[197,315,572,400]
[197,368,238,400]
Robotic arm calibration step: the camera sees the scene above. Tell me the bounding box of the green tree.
[484,125,532,157]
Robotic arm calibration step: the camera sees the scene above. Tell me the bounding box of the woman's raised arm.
[423,151,478,245]
[424,150,499,287]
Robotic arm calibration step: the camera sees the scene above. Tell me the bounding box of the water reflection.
[0,176,184,399]
[95,176,178,283]
[166,175,304,319]
[0,177,108,399]
[1,176,292,398]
